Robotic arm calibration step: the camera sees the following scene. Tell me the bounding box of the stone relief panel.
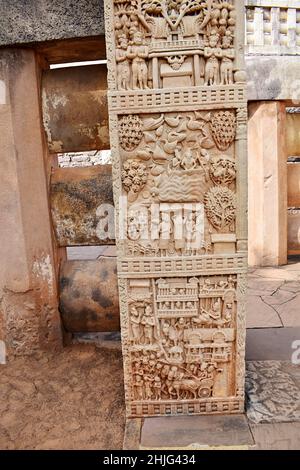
[124,274,242,415]
[113,0,239,90]
[118,110,237,257]
[104,0,247,417]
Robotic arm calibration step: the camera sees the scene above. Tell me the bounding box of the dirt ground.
[0,344,125,450]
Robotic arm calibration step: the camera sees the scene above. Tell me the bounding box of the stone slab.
[250,422,300,450]
[50,165,114,246]
[0,0,105,46]
[246,295,282,328]
[59,259,119,332]
[247,56,300,101]
[275,294,300,327]
[139,415,254,450]
[246,361,300,424]
[123,418,143,450]
[246,327,300,361]
[42,65,109,154]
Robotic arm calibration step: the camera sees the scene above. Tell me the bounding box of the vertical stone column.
[105,0,247,417]
[0,49,63,355]
[248,101,287,266]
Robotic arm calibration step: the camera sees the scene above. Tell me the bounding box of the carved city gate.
[104,0,247,417]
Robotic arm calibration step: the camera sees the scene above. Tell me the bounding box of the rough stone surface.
[0,0,105,46]
[50,165,114,246]
[42,65,109,154]
[59,258,119,333]
[58,150,111,168]
[246,361,300,424]
[247,56,300,101]
[250,422,300,450]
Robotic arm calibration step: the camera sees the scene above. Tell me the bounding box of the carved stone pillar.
[104,0,247,417]
[248,101,287,266]
[0,49,63,355]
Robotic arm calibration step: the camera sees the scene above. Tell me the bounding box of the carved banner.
[104,0,247,417]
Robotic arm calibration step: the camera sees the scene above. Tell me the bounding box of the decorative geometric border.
[109,86,247,114]
[119,254,247,278]
[129,397,244,417]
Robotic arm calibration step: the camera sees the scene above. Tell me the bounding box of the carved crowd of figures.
[128,275,236,401]
[114,1,237,90]
[105,0,247,415]
[119,110,237,256]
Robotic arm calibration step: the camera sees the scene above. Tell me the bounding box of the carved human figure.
[130,305,141,344]
[192,308,213,327]
[196,148,210,181]
[134,375,144,400]
[184,211,197,253]
[158,212,172,256]
[209,299,222,320]
[153,376,162,400]
[127,31,149,90]
[181,148,197,170]
[204,32,222,86]
[175,317,186,344]
[141,305,155,344]
[220,32,234,85]
[144,374,154,400]
[116,34,130,90]
[223,302,234,324]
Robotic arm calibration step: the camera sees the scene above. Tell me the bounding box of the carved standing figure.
[220,32,234,85]
[204,31,222,86]
[141,305,155,344]
[127,31,149,90]
[116,34,131,90]
[130,305,142,344]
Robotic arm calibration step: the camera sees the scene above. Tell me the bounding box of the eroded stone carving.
[210,110,236,151]
[204,186,236,231]
[105,0,247,417]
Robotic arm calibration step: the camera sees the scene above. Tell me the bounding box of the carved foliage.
[119,115,143,151]
[204,186,236,230]
[210,110,236,151]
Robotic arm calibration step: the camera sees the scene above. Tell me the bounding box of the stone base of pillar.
[123,415,254,450]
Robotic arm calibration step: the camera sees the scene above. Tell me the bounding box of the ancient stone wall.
[104,0,247,417]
